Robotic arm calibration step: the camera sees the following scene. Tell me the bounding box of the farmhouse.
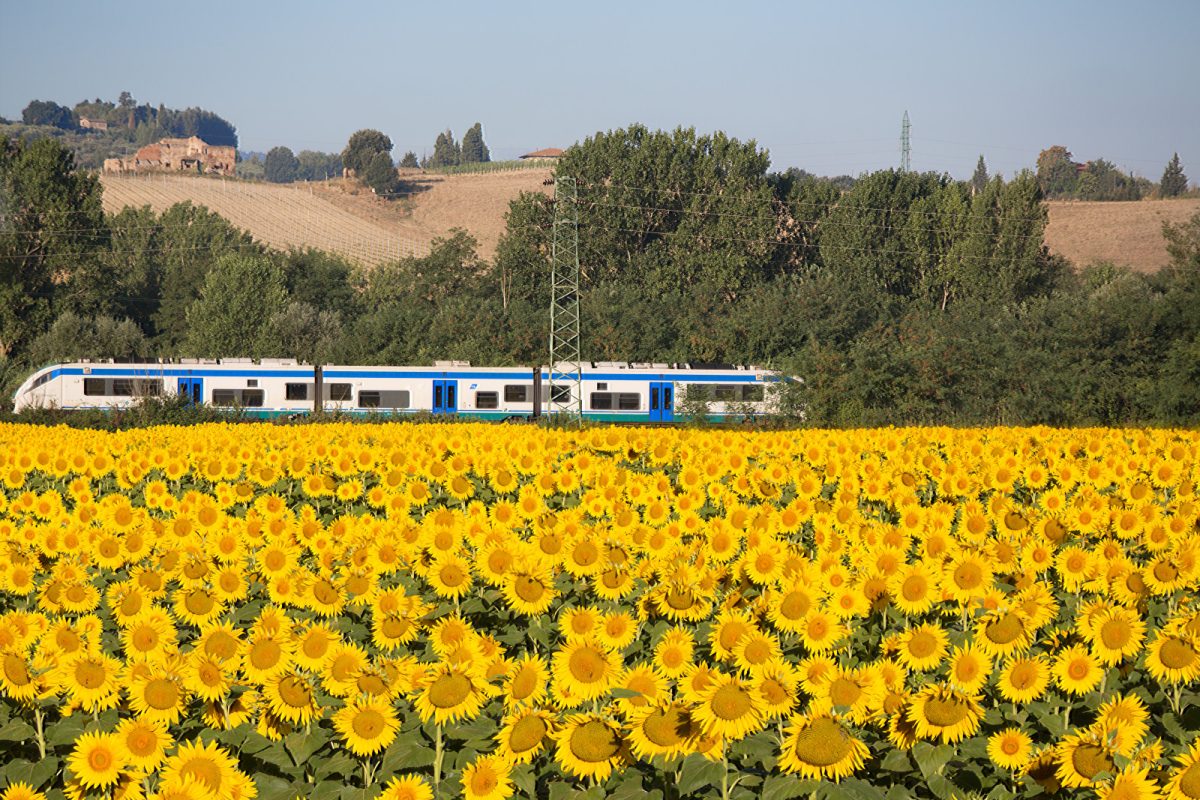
[79,117,108,131]
[103,136,236,176]
[519,148,564,162]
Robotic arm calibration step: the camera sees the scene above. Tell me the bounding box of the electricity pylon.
[548,176,583,421]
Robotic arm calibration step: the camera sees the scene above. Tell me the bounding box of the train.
[12,359,789,423]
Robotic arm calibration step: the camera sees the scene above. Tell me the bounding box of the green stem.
[433,723,444,799]
[34,706,45,760]
[721,742,730,800]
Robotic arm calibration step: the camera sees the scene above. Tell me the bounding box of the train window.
[358,391,381,408]
[212,390,238,407]
[134,379,162,396]
[544,385,571,403]
[684,384,711,401]
[742,385,765,402]
[242,389,264,407]
[504,385,528,402]
[32,374,50,388]
[112,380,134,396]
[328,383,352,401]
[247,379,258,388]
[597,382,608,390]
[286,383,308,401]
[590,392,613,410]
[377,390,410,409]
[84,378,106,396]
[713,385,739,401]
[476,391,499,409]
[618,393,640,410]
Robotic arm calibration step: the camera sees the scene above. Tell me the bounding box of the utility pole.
[548,176,583,422]
[901,111,911,173]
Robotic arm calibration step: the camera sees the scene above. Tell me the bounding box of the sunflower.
[1093,694,1150,757]
[497,707,556,764]
[554,714,627,781]
[159,739,241,800]
[765,586,816,633]
[894,623,950,672]
[58,651,122,712]
[653,627,695,678]
[614,663,666,716]
[1096,765,1162,800]
[0,783,45,800]
[1164,738,1200,800]
[754,660,800,719]
[68,731,126,789]
[946,644,993,694]
[378,776,434,800]
[1146,632,1200,685]
[597,611,639,651]
[732,631,783,675]
[974,609,1034,658]
[888,561,940,616]
[1052,644,1104,696]
[997,656,1051,704]
[414,664,489,725]
[183,652,231,703]
[240,629,294,683]
[626,702,697,761]
[777,713,869,782]
[692,672,765,741]
[460,753,512,800]
[1088,606,1147,665]
[263,671,321,725]
[906,685,983,744]
[708,609,756,660]
[987,727,1033,770]
[115,717,172,773]
[504,655,549,709]
[0,649,41,702]
[797,610,846,654]
[333,697,400,757]
[501,565,557,616]
[552,640,620,703]
[1055,730,1118,789]
[425,553,474,600]
[127,668,189,724]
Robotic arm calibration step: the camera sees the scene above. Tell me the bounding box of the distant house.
[79,117,108,131]
[103,136,236,176]
[519,148,564,162]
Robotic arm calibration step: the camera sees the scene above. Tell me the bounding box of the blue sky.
[2,0,1197,181]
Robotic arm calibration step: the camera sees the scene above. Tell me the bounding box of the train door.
[432,380,458,415]
[649,381,674,422]
[178,378,203,406]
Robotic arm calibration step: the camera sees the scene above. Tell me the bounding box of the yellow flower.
[332,697,400,757]
[777,714,869,782]
[553,714,626,781]
[987,727,1033,770]
[460,754,512,800]
[68,731,127,789]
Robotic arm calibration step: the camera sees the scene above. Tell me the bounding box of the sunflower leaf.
[879,748,912,772]
[28,757,59,789]
[677,753,725,796]
[0,720,34,742]
[762,774,815,800]
[912,742,954,779]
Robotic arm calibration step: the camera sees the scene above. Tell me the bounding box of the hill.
[99,168,552,266]
[1044,198,1200,273]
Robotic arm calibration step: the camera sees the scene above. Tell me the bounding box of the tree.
[399,151,419,168]
[21,100,74,129]
[1161,153,1188,197]
[296,150,342,181]
[461,123,490,163]
[184,254,288,357]
[1036,146,1078,196]
[425,130,460,168]
[971,155,988,195]
[363,151,398,196]
[341,129,392,175]
[263,146,299,183]
[262,302,343,364]
[0,136,106,357]
[30,312,151,364]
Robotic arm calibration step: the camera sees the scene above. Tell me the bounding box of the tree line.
[1036,146,1191,200]
[2,127,1197,426]
[19,92,237,149]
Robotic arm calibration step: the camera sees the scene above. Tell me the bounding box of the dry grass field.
[1044,198,1200,272]
[100,168,551,266]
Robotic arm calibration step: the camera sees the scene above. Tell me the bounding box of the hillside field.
[101,172,1196,271]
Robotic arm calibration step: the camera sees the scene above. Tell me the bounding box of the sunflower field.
[0,422,1198,800]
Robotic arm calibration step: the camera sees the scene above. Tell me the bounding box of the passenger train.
[12,359,787,423]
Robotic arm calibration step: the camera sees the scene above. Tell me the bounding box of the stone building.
[103,136,236,176]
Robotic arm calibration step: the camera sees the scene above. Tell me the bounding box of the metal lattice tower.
[548,176,583,421]
[901,111,911,172]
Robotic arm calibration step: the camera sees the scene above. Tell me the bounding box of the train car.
[12,359,787,422]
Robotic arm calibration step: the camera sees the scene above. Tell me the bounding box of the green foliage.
[21,100,74,128]
[1160,152,1188,197]
[341,129,392,175]
[0,135,106,356]
[295,150,342,181]
[184,253,288,357]
[460,122,490,163]
[970,155,988,195]
[363,151,399,196]
[29,312,152,364]
[424,129,461,168]
[263,146,299,183]
[1036,145,1078,196]
[399,151,419,168]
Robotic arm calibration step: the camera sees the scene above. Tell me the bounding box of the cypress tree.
[971,155,988,195]
[461,123,490,163]
[1161,153,1188,197]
